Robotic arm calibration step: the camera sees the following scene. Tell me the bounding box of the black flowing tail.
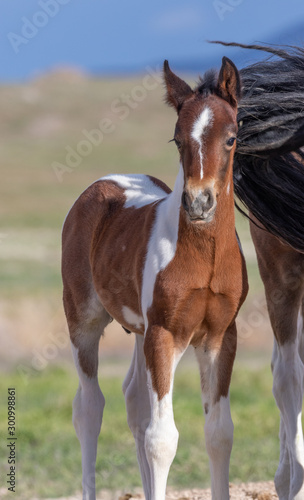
[213,41,304,252]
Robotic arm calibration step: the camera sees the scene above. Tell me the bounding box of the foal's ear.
[163,60,193,112]
[217,56,241,108]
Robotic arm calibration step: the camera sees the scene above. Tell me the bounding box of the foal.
[62,57,248,500]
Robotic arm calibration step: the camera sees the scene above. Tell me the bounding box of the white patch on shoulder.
[101,174,167,209]
[141,165,184,329]
[63,174,167,233]
[122,305,144,330]
[226,181,230,195]
[191,107,213,179]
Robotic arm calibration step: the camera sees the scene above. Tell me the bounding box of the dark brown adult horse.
[62,57,248,500]
[217,41,304,500]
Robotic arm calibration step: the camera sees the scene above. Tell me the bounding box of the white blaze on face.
[191,107,213,179]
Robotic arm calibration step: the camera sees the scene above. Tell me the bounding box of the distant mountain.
[170,21,304,74]
[90,21,304,77]
[268,20,304,46]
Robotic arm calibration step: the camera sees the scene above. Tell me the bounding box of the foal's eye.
[169,138,182,150]
[174,138,182,150]
[226,137,236,148]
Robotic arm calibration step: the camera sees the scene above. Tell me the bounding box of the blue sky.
[1,0,304,81]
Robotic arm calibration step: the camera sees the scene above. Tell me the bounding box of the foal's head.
[164,57,241,224]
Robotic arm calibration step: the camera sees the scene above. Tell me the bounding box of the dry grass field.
[0,67,271,368]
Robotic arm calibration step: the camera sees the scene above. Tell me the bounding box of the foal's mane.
[213,41,304,252]
[195,69,218,96]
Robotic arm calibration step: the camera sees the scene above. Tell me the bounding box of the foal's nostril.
[182,191,189,211]
[201,188,214,211]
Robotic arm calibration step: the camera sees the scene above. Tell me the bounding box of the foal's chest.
[147,243,246,339]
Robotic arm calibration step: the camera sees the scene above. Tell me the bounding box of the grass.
[0,75,177,230]
[0,361,281,499]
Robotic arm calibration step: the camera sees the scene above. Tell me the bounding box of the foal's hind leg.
[65,291,111,500]
[123,334,151,499]
[251,222,304,499]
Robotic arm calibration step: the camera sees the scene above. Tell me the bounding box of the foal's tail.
[213,41,304,252]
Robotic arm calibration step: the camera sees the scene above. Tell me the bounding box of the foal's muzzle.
[182,187,216,223]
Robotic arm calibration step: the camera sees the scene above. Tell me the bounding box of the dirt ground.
[111,482,278,500]
[40,481,277,500]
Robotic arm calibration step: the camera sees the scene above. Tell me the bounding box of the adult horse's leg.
[272,326,304,500]
[123,334,151,499]
[64,288,111,500]
[271,337,291,498]
[195,323,237,500]
[143,326,185,500]
[250,220,304,499]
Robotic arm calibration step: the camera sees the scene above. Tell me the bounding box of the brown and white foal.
[62,57,248,500]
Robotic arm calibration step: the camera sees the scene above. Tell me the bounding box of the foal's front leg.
[143,326,185,500]
[195,323,237,500]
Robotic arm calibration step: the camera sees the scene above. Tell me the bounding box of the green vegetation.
[0,362,280,499]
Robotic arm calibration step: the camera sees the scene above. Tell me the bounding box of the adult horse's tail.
[214,42,304,252]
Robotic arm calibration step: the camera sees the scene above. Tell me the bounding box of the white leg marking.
[298,310,304,364]
[141,165,184,330]
[195,347,232,500]
[122,337,137,396]
[276,416,291,499]
[191,107,213,179]
[144,352,184,500]
[123,335,151,500]
[205,396,233,500]
[122,305,144,330]
[71,344,105,500]
[272,336,304,499]
[272,340,291,499]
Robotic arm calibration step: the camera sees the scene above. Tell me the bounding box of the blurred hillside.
[0,69,272,372]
